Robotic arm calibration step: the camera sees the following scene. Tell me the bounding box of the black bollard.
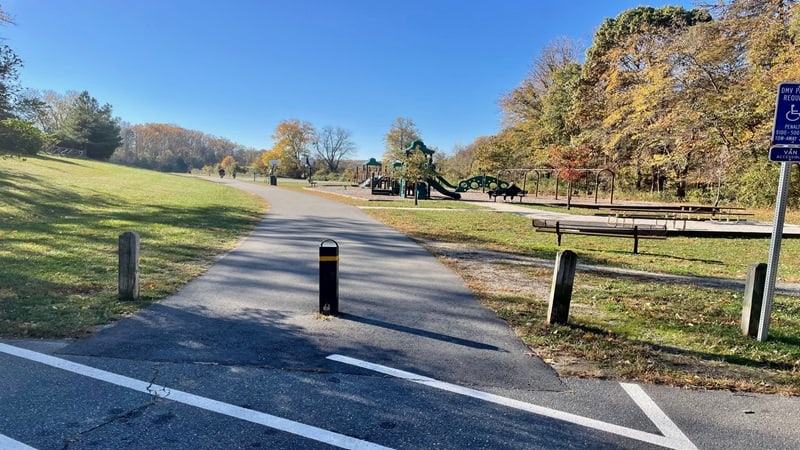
[319,239,339,315]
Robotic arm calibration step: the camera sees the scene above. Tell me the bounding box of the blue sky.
[2,1,698,160]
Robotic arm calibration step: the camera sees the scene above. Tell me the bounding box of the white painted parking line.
[0,433,36,450]
[621,383,695,445]
[0,343,393,450]
[327,354,698,450]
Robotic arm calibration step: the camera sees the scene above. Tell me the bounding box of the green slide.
[427,177,461,199]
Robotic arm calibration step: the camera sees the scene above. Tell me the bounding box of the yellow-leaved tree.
[271,119,315,178]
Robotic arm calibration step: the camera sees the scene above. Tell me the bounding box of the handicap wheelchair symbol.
[787,104,800,122]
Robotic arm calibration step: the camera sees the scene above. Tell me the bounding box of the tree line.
[252,119,357,179]
[0,7,123,161]
[442,1,800,206]
[4,2,800,207]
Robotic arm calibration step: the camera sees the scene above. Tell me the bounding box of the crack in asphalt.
[146,362,171,399]
[61,401,159,450]
[61,363,169,449]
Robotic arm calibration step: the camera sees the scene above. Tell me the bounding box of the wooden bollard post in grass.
[741,262,767,337]
[547,250,577,325]
[118,231,141,301]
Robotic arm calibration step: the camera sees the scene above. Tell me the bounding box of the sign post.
[758,162,791,341]
[759,82,800,341]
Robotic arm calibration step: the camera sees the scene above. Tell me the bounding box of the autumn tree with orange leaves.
[466,3,800,206]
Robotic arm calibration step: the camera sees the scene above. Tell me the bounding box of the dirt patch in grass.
[418,240,605,374]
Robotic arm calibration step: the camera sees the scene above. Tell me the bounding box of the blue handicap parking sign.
[773,82,800,145]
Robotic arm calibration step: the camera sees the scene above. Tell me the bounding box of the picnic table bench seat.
[532,218,666,254]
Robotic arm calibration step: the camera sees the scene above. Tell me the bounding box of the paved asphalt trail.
[61,179,563,391]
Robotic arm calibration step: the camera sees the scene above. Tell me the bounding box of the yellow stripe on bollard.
[319,256,339,262]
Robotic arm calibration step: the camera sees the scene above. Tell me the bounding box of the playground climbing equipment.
[401,140,462,199]
[455,175,508,192]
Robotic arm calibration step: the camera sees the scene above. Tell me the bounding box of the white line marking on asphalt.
[0,433,37,450]
[327,354,698,450]
[620,383,696,445]
[0,343,393,450]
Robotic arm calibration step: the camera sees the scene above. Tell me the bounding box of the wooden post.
[547,250,577,324]
[555,221,562,246]
[118,231,140,301]
[555,175,560,200]
[567,180,573,210]
[742,263,767,337]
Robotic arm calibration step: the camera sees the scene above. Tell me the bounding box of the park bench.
[308,178,318,187]
[487,187,528,202]
[532,218,667,254]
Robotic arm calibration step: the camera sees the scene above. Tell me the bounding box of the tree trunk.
[676,178,686,199]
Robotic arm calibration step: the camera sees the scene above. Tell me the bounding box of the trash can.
[416,181,429,200]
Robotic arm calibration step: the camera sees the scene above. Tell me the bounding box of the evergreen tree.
[57,91,121,160]
[0,45,21,119]
[0,7,22,119]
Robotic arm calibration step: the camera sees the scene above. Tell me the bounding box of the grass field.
[1,155,266,337]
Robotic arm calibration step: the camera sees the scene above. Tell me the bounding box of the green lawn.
[0,155,266,337]
[363,208,800,281]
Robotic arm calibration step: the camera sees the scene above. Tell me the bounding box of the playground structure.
[354,143,616,203]
[355,159,403,195]
[354,158,385,184]
[356,140,464,199]
[402,140,461,200]
[454,168,616,204]
[455,174,509,192]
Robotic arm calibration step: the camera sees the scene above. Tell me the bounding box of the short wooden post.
[118,231,140,301]
[741,263,767,337]
[555,221,562,246]
[547,250,577,324]
[566,180,573,210]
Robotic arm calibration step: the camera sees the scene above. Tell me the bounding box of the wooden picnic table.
[674,206,752,221]
[600,208,687,229]
[598,204,752,224]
